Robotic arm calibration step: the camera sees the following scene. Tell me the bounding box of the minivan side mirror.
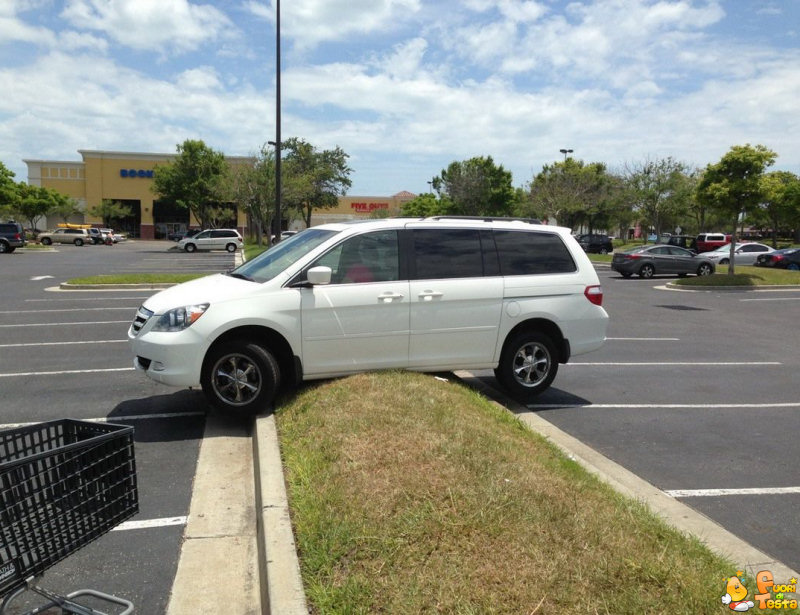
[306,266,332,286]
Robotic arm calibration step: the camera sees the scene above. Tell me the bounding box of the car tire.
[41,237,52,246]
[226,243,237,253]
[697,263,713,276]
[719,258,729,265]
[600,247,609,255]
[184,243,197,253]
[74,238,84,246]
[494,330,559,401]
[787,263,800,271]
[201,341,281,416]
[638,263,655,279]
[0,241,9,253]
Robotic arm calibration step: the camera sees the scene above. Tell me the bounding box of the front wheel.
[184,243,197,253]
[41,237,52,246]
[697,263,713,276]
[638,263,655,279]
[719,258,729,265]
[74,238,84,246]
[787,263,800,271]
[494,331,559,401]
[201,341,280,416]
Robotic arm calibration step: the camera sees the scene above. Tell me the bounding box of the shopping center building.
[23,150,416,239]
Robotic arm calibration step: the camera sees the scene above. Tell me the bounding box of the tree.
[281,138,352,228]
[400,192,453,217]
[16,183,58,231]
[229,144,276,246]
[0,162,18,219]
[88,199,133,228]
[431,156,514,217]
[624,157,694,241]
[527,159,616,230]
[152,139,230,229]
[752,171,800,247]
[696,144,777,275]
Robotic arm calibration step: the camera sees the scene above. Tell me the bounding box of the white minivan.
[129,218,608,415]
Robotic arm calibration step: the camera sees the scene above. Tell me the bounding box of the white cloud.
[60,0,237,53]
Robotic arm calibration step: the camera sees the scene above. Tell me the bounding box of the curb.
[253,415,308,614]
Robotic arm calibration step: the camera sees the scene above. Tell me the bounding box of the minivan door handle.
[418,290,443,302]
[378,292,404,303]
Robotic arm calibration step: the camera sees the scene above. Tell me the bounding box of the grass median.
[275,371,747,614]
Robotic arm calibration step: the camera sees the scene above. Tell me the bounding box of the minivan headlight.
[152,303,209,332]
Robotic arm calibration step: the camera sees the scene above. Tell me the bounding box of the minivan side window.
[311,230,400,284]
[411,229,484,279]
[494,231,576,275]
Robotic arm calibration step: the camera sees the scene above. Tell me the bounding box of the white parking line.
[0,320,131,327]
[526,402,800,409]
[0,340,127,348]
[666,487,800,498]
[0,367,134,377]
[0,307,135,314]
[566,361,781,366]
[607,337,680,341]
[112,516,188,531]
[0,412,206,430]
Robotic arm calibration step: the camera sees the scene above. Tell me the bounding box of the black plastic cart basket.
[0,419,138,614]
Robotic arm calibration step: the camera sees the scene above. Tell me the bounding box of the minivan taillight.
[584,285,603,306]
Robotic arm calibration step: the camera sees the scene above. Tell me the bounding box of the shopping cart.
[0,419,138,614]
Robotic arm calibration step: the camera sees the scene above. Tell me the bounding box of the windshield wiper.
[226,271,255,282]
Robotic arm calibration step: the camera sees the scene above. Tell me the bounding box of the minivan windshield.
[229,228,337,283]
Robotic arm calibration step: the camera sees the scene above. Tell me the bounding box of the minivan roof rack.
[426,216,542,224]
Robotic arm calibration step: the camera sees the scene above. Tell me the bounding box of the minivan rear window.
[494,231,576,275]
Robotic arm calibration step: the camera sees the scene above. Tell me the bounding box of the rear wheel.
[697,263,713,276]
[0,241,9,253]
[638,263,655,279]
[201,341,280,416]
[788,263,800,271]
[494,330,559,401]
[226,243,237,253]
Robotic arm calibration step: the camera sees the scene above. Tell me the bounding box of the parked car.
[664,235,697,252]
[695,232,731,253]
[753,248,800,271]
[86,228,104,244]
[577,234,613,254]
[0,221,26,253]
[611,244,715,278]
[129,218,609,415]
[177,229,243,253]
[39,228,91,246]
[703,242,774,266]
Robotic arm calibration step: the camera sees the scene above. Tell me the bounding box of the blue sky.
[2,0,799,196]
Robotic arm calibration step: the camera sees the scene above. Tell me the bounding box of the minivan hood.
[142,273,254,313]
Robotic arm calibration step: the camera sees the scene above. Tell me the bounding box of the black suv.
[577,234,613,254]
[0,222,26,253]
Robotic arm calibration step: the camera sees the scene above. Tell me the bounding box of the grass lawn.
[275,371,757,614]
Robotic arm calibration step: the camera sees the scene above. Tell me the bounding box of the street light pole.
[559,148,573,161]
[274,0,282,243]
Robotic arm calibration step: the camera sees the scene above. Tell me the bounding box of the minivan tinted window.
[494,231,576,275]
[412,229,484,279]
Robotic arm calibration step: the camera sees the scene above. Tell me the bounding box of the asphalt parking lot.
[1,241,798,612]
[0,241,235,613]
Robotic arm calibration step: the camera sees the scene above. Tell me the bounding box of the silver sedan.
[703,242,774,266]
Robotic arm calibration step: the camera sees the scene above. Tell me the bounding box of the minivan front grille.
[131,306,154,336]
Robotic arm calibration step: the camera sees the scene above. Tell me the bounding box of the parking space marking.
[113,516,188,531]
[0,320,131,327]
[26,296,150,302]
[666,487,800,498]
[607,337,680,341]
[0,307,135,314]
[0,340,127,348]
[566,361,781,366]
[0,367,133,377]
[526,402,800,409]
[0,412,206,430]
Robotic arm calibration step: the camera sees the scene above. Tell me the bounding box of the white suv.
[129,218,608,415]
